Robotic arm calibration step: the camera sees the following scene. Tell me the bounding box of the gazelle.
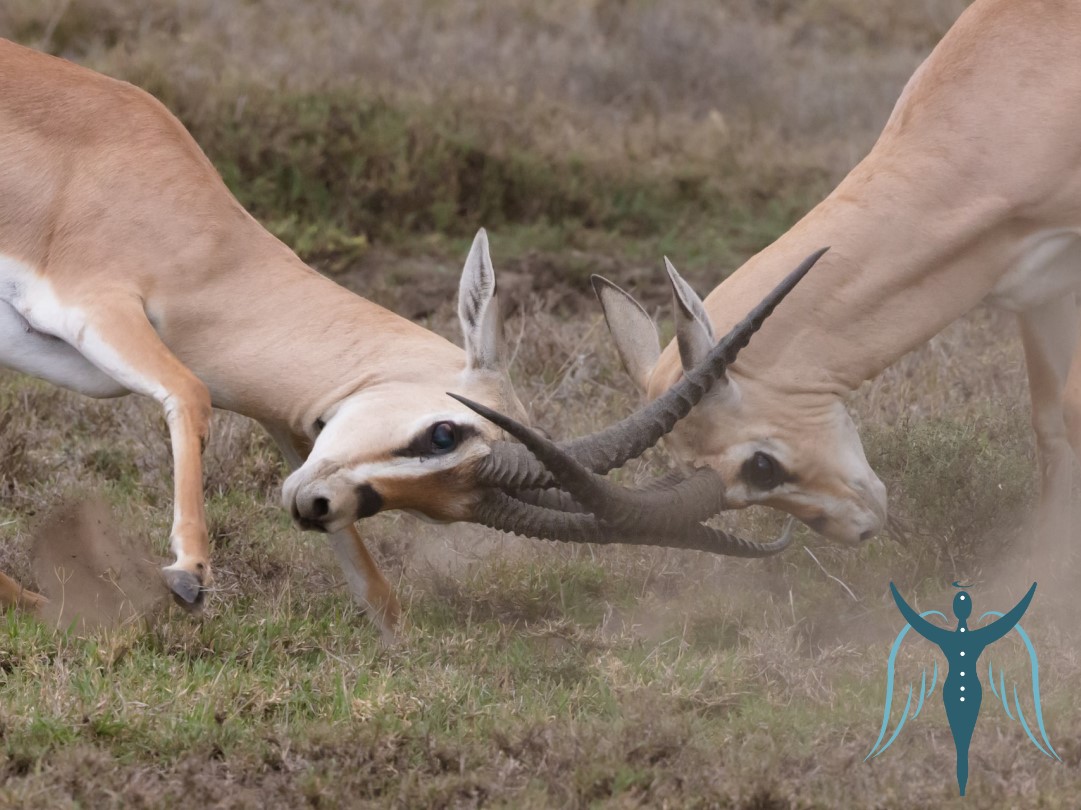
[468,0,1081,556]
[0,39,808,636]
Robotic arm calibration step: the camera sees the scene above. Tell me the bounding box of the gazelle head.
[282,229,528,532]
[592,258,887,546]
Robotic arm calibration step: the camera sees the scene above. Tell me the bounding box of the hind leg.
[0,570,46,612]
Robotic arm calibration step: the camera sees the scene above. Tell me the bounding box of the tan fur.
[0,40,522,636]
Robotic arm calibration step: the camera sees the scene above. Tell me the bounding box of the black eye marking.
[394,423,478,458]
[741,451,786,490]
[313,418,326,435]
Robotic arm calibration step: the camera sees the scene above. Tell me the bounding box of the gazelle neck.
[164,238,464,432]
[694,154,1023,398]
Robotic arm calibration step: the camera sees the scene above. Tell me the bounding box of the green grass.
[7,524,1075,809]
[2,328,1065,807]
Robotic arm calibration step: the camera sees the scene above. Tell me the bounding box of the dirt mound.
[31,497,169,631]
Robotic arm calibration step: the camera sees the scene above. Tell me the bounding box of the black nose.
[294,491,332,531]
[355,484,384,520]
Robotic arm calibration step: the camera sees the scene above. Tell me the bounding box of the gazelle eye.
[742,451,783,490]
[429,422,457,453]
[313,418,326,435]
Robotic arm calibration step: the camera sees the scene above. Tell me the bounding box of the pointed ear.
[664,257,714,372]
[591,275,660,392]
[459,228,506,373]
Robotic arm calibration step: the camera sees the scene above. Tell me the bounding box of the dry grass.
[4,1,1081,808]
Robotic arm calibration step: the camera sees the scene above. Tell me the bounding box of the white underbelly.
[0,301,130,397]
[987,230,1081,312]
[0,256,129,398]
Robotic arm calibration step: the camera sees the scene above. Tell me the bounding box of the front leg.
[158,374,213,607]
[328,525,401,641]
[43,298,214,608]
[1019,300,1080,559]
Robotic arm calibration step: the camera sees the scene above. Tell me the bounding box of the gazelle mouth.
[293,515,329,533]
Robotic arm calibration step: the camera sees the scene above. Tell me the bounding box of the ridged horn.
[473,490,795,557]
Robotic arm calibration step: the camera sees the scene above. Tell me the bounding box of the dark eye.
[741,451,783,490]
[429,422,458,454]
[313,418,326,435]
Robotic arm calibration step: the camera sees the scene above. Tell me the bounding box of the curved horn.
[508,486,589,514]
[474,490,795,558]
[469,247,829,492]
[498,471,694,515]
[452,393,730,533]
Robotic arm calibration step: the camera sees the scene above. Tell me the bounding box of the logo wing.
[980,611,1060,761]
[865,610,946,761]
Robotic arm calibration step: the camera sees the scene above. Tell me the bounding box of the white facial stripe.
[283,385,502,519]
[343,443,488,483]
[318,401,489,446]
[397,410,489,439]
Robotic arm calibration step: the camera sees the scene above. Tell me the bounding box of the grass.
[4,0,1081,807]
[1,287,1075,807]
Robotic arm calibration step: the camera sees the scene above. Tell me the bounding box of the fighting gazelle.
[0,39,811,636]
[465,0,1081,558]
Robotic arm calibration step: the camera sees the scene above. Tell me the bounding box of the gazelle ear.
[591,275,660,392]
[664,257,714,372]
[459,228,506,372]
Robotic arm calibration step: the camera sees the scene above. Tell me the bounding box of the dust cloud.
[30,496,169,631]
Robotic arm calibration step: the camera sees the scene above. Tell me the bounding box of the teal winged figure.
[866,582,1059,796]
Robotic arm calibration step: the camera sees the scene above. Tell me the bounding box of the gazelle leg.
[0,570,47,612]
[1057,298,1081,559]
[1020,299,1081,556]
[328,526,400,640]
[58,300,213,607]
[267,428,400,638]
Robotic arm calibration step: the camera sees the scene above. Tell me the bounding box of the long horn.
[474,490,795,557]
[452,394,729,532]
[469,247,829,492]
[508,486,589,514]
[503,470,696,515]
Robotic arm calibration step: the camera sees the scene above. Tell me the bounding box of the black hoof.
[162,568,205,611]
